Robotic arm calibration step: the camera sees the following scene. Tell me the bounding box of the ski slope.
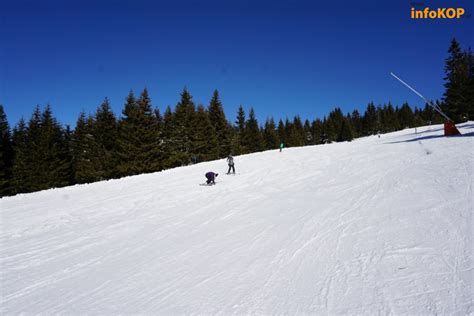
[1,123,473,314]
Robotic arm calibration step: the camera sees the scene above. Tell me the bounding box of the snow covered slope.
[1,123,473,314]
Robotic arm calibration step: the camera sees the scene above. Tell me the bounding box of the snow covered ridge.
[1,123,473,314]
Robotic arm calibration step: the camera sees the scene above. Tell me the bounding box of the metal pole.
[390,72,452,122]
[390,72,428,102]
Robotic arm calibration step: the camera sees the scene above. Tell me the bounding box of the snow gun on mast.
[390,72,461,136]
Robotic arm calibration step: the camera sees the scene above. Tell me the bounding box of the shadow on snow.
[384,127,474,144]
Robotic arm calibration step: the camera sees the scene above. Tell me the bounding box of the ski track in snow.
[1,123,473,314]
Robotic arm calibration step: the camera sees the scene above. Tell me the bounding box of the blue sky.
[1,0,473,127]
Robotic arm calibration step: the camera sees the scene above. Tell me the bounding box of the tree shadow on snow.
[384,131,474,144]
[459,122,474,130]
[406,122,474,137]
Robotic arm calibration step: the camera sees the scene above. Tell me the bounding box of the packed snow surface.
[1,123,473,314]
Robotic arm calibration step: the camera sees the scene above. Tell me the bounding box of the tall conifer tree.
[166,88,196,167]
[311,119,323,144]
[303,119,313,145]
[72,112,100,183]
[243,108,264,152]
[398,103,415,128]
[208,90,231,157]
[277,119,286,145]
[231,105,247,154]
[192,105,219,162]
[37,105,71,189]
[443,38,471,122]
[0,105,14,196]
[350,110,362,138]
[117,89,161,175]
[94,97,119,179]
[362,102,378,135]
[263,117,279,150]
[12,118,29,193]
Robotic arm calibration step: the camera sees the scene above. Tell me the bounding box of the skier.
[205,171,218,185]
[279,142,284,152]
[226,154,235,174]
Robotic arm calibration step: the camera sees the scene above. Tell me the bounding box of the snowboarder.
[226,154,235,174]
[279,142,284,152]
[205,172,218,185]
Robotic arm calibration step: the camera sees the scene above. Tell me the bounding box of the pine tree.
[328,108,345,137]
[136,88,162,171]
[284,118,292,146]
[350,110,362,138]
[94,97,119,179]
[286,116,305,146]
[362,102,377,135]
[116,89,161,175]
[243,108,264,152]
[11,118,29,193]
[116,91,138,175]
[339,117,354,142]
[64,125,74,185]
[208,90,231,157]
[71,112,100,183]
[36,105,71,190]
[0,105,14,196]
[153,107,164,166]
[232,105,247,154]
[303,119,313,145]
[398,103,415,128]
[322,117,336,143]
[413,107,425,127]
[443,38,471,122]
[464,48,474,120]
[154,108,164,134]
[277,119,286,146]
[235,105,246,134]
[262,117,279,150]
[164,88,196,168]
[192,105,219,162]
[28,105,43,188]
[421,102,444,124]
[311,119,323,144]
[160,106,175,169]
[380,103,399,133]
[17,106,44,191]
[14,105,71,192]
[375,105,383,134]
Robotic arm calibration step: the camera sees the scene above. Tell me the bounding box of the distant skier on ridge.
[226,154,235,174]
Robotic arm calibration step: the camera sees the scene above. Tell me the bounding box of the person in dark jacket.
[205,172,218,185]
[226,154,235,174]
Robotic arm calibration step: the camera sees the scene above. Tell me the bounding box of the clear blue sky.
[1,0,473,127]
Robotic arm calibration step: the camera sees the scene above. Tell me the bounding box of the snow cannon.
[443,121,461,136]
[390,72,461,136]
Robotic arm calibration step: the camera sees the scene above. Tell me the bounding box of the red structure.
[444,121,461,136]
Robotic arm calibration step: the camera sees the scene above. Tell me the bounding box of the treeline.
[0,95,446,197]
[0,38,472,197]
